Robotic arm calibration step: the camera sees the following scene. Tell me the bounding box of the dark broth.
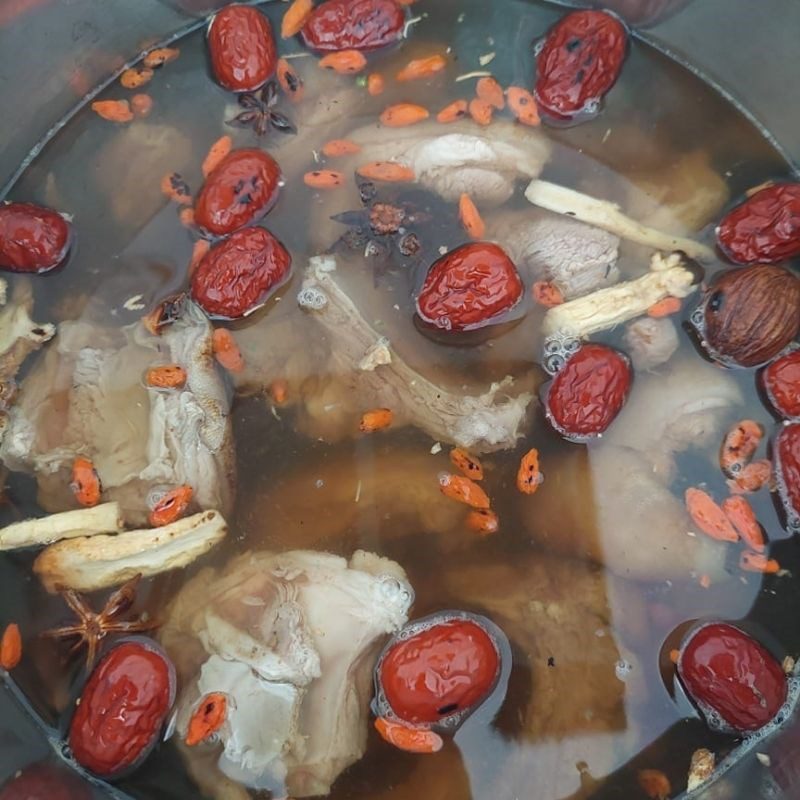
[0,1,797,799]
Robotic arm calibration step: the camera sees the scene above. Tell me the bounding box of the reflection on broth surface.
[1,1,799,799]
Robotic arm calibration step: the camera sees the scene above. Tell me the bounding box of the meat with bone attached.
[162,549,413,798]
[0,299,234,524]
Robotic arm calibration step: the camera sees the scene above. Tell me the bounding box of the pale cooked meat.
[486,208,620,299]
[0,300,234,524]
[346,119,551,206]
[164,549,413,798]
[623,316,680,371]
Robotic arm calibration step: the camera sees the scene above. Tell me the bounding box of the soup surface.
[1,1,799,799]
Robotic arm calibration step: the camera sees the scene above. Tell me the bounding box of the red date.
[69,639,175,778]
[677,622,787,733]
[375,612,501,726]
[0,202,71,273]
[545,343,632,440]
[301,0,405,52]
[194,149,282,237]
[0,762,92,800]
[416,242,523,332]
[208,4,277,92]
[717,183,800,264]
[763,349,800,419]
[534,10,627,122]
[191,226,291,319]
[775,422,800,529]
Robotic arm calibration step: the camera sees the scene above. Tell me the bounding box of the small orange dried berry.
[685,487,738,542]
[466,508,499,536]
[71,457,101,508]
[740,551,780,574]
[380,103,430,127]
[212,328,244,373]
[396,54,447,82]
[506,86,541,126]
[202,135,233,178]
[304,170,345,189]
[145,364,187,389]
[130,93,153,117]
[450,448,484,480]
[721,495,766,552]
[439,472,491,509]
[186,692,228,746]
[637,769,671,800]
[468,97,493,126]
[281,0,314,38]
[277,58,305,102]
[517,448,543,495]
[143,47,179,68]
[322,139,362,157]
[357,162,415,182]
[727,459,772,494]
[0,623,22,670]
[160,172,192,205]
[719,420,763,479]
[149,485,193,528]
[179,207,195,227]
[647,296,682,318]
[188,239,210,278]
[367,72,385,95]
[458,193,485,240]
[436,99,469,123]
[476,76,505,109]
[374,718,443,754]
[319,49,367,74]
[360,408,394,433]
[91,99,134,123]
[269,379,288,405]
[532,281,564,307]
[120,67,154,89]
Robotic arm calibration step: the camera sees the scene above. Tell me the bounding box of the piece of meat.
[163,549,413,798]
[486,208,620,299]
[296,256,534,452]
[623,316,680,371]
[346,119,551,206]
[0,300,234,524]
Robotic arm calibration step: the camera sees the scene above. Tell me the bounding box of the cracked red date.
[208,4,277,92]
[717,183,800,264]
[534,9,627,122]
[415,242,523,332]
[0,202,71,273]
[545,343,631,440]
[191,226,291,319]
[194,149,282,237]
[301,0,405,52]
[69,640,175,778]
[677,622,787,733]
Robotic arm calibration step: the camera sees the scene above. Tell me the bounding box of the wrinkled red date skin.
[763,350,800,419]
[717,183,800,265]
[208,4,277,92]
[191,226,291,319]
[380,619,499,725]
[678,623,787,733]
[546,343,631,440]
[416,242,523,332]
[301,0,405,52]
[0,202,71,273]
[0,762,92,800]
[68,641,174,778]
[194,149,282,237]
[775,423,800,528]
[534,10,627,121]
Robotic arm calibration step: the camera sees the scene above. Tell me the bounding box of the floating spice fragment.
[687,749,716,792]
[360,408,394,433]
[71,457,102,508]
[227,81,296,137]
[0,623,21,670]
[186,692,229,746]
[438,473,490,509]
[685,488,738,542]
[319,49,367,74]
[91,99,133,123]
[516,448,542,494]
[450,448,483,480]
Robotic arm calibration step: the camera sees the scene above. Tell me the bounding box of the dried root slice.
[0,502,123,551]
[34,510,227,593]
[525,179,715,263]
[543,251,698,339]
[687,748,715,792]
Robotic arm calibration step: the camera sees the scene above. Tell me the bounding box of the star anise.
[227,81,296,137]
[41,574,159,670]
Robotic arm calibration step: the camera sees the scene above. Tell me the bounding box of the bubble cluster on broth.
[0,0,800,798]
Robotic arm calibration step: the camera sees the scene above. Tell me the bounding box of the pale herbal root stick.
[525,179,716,263]
[542,252,698,339]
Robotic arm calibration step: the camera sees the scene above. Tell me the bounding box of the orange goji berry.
[466,508,499,536]
[532,281,565,307]
[319,49,367,74]
[277,58,305,102]
[468,97,493,126]
[458,193,485,240]
[357,162,415,182]
[685,488,738,542]
[0,623,22,670]
[186,693,228,746]
[359,408,393,433]
[269,379,288,405]
[380,103,430,127]
[506,86,541,126]
[719,420,763,479]
[439,473,490,509]
[647,296,682,318]
[160,172,192,205]
[476,76,505,109]
[120,67,153,89]
[740,551,780,574]
[212,328,244,373]
[374,718,443,754]
[149,485,193,527]
[322,139,362,157]
[188,239,210,278]
[281,0,313,38]
[143,47,179,68]
[91,99,134,123]
[517,448,543,495]
[303,170,345,189]
[436,99,468,123]
[145,364,187,389]
[130,93,153,117]
[367,73,385,96]
[71,457,102,507]
[727,459,772,494]
[721,495,766,552]
[450,448,484,480]
[202,135,233,178]
[637,769,671,800]
[396,54,447,82]
[179,207,195,227]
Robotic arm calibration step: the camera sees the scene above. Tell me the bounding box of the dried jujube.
[191,226,291,319]
[717,183,800,265]
[677,622,787,733]
[208,4,277,92]
[68,639,175,778]
[693,265,800,368]
[775,422,800,529]
[0,202,72,273]
[763,349,800,419]
[301,0,405,52]
[415,242,524,332]
[534,9,628,122]
[545,343,632,440]
[194,149,282,237]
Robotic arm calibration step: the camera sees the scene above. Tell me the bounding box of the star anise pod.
[228,81,296,137]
